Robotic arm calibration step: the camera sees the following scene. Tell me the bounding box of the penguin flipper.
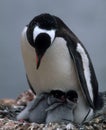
[66,40,98,109]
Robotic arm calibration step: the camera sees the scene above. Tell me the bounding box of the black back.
[53,15,99,109]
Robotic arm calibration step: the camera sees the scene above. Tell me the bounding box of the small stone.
[66,123,75,130]
[92,123,102,130]
[102,121,106,129]
[85,125,94,130]
[93,118,100,123]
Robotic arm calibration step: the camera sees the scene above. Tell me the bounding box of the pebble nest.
[0,90,106,130]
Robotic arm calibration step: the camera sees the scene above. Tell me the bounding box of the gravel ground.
[0,90,105,130]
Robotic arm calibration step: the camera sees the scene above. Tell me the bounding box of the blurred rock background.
[0,0,106,98]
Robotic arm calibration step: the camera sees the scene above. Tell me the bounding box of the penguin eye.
[33,26,55,44]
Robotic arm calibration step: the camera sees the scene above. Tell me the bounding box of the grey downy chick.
[17,92,49,123]
[17,91,66,123]
[46,90,78,123]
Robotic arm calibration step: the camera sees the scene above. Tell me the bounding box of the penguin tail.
[94,92,104,110]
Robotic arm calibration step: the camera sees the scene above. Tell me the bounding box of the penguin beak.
[35,53,42,69]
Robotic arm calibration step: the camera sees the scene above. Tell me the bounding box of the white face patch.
[33,26,55,43]
[76,43,93,102]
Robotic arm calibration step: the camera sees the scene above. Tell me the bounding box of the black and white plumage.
[21,13,102,122]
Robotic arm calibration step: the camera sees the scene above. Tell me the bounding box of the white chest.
[21,32,79,93]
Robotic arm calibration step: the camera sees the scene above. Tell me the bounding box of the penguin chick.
[17,92,49,123]
[46,90,78,123]
[17,91,67,123]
